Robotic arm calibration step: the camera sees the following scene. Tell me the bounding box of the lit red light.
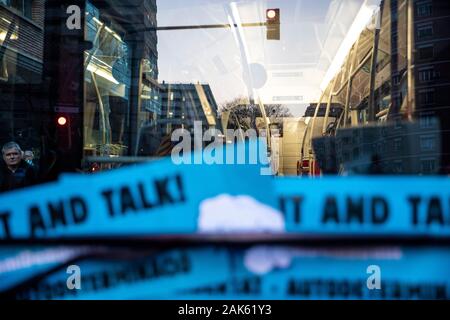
[267,9,277,19]
[57,116,67,126]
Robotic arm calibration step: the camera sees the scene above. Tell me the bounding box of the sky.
[156,0,380,116]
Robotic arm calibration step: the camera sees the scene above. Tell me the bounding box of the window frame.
[420,135,436,151]
[418,67,434,82]
[419,89,435,105]
[1,0,33,19]
[418,45,434,60]
[417,2,432,17]
[417,24,433,39]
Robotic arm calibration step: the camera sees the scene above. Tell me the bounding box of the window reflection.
[0,0,449,188]
[84,1,131,158]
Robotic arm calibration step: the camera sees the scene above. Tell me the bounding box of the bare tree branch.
[220,96,292,129]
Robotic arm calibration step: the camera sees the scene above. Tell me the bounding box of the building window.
[392,75,400,85]
[417,24,433,39]
[392,31,398,44]
[1,0,33,19]
[0,57,8,81]
[420,135,436,151]
[419,68,432,82]
[342,152,350,162]
[393,93,403,108]
[393,138,403,152]
[417,2,432,17]
[419,90,435,105]
[84,1,133,156]
[392,10,398,22]
[418,46,434,60]
[420,159,436,173]
[418,67,439,82]
[419,114,438,128]
[393,161,403,173]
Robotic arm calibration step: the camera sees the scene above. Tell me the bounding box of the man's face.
[2,148,22,167]
[23,151,34,161]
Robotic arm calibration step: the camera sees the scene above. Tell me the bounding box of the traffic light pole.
[131,22,267,33]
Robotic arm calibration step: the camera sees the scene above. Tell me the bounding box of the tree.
[220,96,292,130]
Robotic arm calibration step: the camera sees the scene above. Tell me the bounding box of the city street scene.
[0,0,449,302]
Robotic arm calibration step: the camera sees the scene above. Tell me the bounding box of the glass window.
[418,46,434,59]
[1,0,32,19]
[417,2,432,17]
[419,114,438,128]
[83,1,132,158]
[393,160,403,173]
[393,137,403,152]
[421,159,436,173]
[420,135,436,151]
[419,90,435,105]
[392,74,400,85]
[419,67,434,82]
[391,31,398,44]
[393,93,403,108]
[417,24,433,39]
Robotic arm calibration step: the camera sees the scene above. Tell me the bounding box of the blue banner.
[6,247,233,300]
[0,142,277,240]
[1,141,450,240]
[0,246,101,292]
[171,246,450,300]
[276,177,450,237]
[3,246,449,300]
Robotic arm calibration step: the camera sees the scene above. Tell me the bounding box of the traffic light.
[56,114,72,151]
[57,116,67,126]
[266,8,280,40]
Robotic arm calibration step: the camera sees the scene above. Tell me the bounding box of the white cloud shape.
[197,194,285,233]
[244,246,294,275]
[244,246,403,275]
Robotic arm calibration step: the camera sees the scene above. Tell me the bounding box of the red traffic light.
[57,116,68,126]
[266,8,279,22]
[266,8,280,40]
[56,115,72,150]
[267,9,277,19]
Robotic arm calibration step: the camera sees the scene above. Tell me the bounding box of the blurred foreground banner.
[1,144,449,299]
[276,177,450,237]
[0,141,449,240]
[1,245,449,299]
[0,143,278,240]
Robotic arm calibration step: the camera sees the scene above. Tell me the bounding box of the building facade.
[0,0,160,178]
[309,0,450,174]
[159,82,219,134]
[0,0,45,151]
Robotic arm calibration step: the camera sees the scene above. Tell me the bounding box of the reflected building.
[159,82,219,134]
[82,0,160,160]
[0,0,45,151]
[314,120,441,174]
[0,0,160,178]
[412,0,450,172]
[311,0,450,174]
